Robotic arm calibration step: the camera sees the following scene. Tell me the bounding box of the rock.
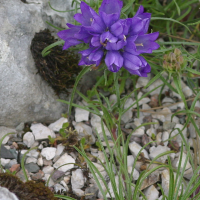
[37,156,43,166]
[136,76,151,88]
[90,112,110,140]
[0,145,16,159]
[0,0,67,127]
[4,159,18,169]
[41,147,56,160]
[146,79,168,95]
[30,123,56,140]
[188,123,197,138]
[141,171,160,190]
[16,169,30,182]
[146,127,156,138]
[182,86,193,97]
[73,189,85,197]
[23,132,35,147]
[54,144,65,159]
[9,164,20,173]
[71,169,85,189]
[132,128,145,137]
[31,170,44,181]
[26,157,37,164]
[75,102,90,122]
[109,94,117,105]
[143,185,159,200]
[74,122,95,144]
[85,186,99,200]
[162,131,169,146]
[0,127,16,144]
[128,166,139,180]
[15,122,25,132]
[0,186,19,200]
[142,103,151,116]
[51,170,65,181]
[22,149,39,158]
[43,174,54,187]
[48,117,68,132]
[129,141,149,159]
[163,121,176,131]
[171,124,187,145]
[53,153,75,172]
[54,183,67,193]
[161,169,170,196]
[0,158,10,167]
[25,163,40,173]
[43,158,53,166]
[149,145,171,163]
[42,166,54,174]
[127,155,135,166]
[121,98,134,123]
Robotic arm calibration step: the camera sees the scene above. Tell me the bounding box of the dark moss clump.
[30,29,82,95]
[0,173,58,200]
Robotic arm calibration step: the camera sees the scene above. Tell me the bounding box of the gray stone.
[30,123,56,140]
[23,132,35,147]
[129,141,149,159]
[0,0,68,127]
[25,162,40,173]
[0,127,16,144]
[143,185,159,200]
[15,122,25,131]
[0,186,19,200]
[163,121,176,131]
[41,147,56,160]
[71,169,85,189]
[75,102,90,122]
[74,122,95,144]
[26,157,37,164]
[51,170,65,181]
[42,166,54,174]
[85,186,99,200]
[53,153,75,172]
[48,117,68,132]
[54,183,67,193]
[0,145,16,159]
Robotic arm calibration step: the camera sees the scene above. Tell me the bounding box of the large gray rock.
[0,0,76,127]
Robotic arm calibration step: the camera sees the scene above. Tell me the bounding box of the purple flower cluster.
[58,0,160,77]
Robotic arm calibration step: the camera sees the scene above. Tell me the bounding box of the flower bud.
[163,48,185,73]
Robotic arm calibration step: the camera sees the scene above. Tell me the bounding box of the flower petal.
[134,32,160,54]
[105,51,123,72]
[123,52,141,70]
[74,2,97,26]
[91,36,101,47]
[88,48,104,61]
[100,31,118,44]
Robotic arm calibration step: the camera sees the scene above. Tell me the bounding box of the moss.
[0,173,58,200]
[30,29,82,95]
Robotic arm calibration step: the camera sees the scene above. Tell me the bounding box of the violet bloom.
[57,0,160,77]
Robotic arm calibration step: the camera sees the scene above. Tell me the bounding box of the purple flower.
[57,1,160,77]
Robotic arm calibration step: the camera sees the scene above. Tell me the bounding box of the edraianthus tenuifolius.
[57,0,160,77]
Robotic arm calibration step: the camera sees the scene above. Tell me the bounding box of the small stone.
[129,141,149,159]
[25,163,40,173]
[31,170,44,181]
[25,149,39,158]
[71,169,85,189]
[23,132,35,147]
[0,158,10,167]
[132,128,145,137]
[43,174,54,187]
[162,131,169,146]
[161,169,170,196]
[128,166,139,180]
[127,155,135,166]
[73,188,85,197]
[4,159,17,169]
[9,164,20,173]
[149,94,159,108]
[0,147,15,159]
[0,186,19,200]
[141,171,160,190]
[85,186,99,200]
[16,169,30,182]
[156,132,162,145]
[30,123,56,140]
[188,123,196,138]
[53,153,75,172]
[149,145,171,163]
[26,157,37,164]
[42,166,54,174]
[51,170,65,181]
[37,156,43,166]
[48,117,68,132]
[171,124,187,145]
[43,158,53,166]
[146,127,156,138]
[136,76,151,88]
[143,185,159,200]
[109,94,117,105]
[182,86,193,97]
[41,147,56,160]
[142,104,151,116]
[0,127,16,144]
[54,183,67,193]
[75,102,90,122]
[74,122,95,144]
[163,121,176,131]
